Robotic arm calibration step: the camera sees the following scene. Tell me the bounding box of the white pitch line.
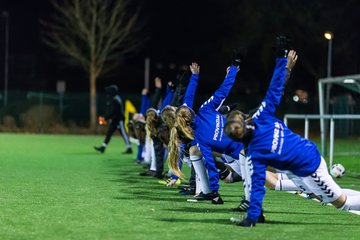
[349,210,360,215]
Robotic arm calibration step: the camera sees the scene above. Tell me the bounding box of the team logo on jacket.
[271,122,284,154]
[213,114,223,141]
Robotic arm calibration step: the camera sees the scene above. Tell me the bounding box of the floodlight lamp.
[324,32,333,40]
[343,79,355,84]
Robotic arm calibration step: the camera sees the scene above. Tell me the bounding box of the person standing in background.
[94,85,133,154]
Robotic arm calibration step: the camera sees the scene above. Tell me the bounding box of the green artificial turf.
[0,133,360,240]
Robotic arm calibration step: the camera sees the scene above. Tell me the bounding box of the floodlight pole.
[327,38,333,78]
[144,57,150,89]
[325,37,333,114]
[2,11,9,107]
[318,80,325,155]
[321,32,334,156]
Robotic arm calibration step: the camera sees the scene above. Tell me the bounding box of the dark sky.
[0,0,360,111]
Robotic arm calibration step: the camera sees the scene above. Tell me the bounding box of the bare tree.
[42,0,145,129]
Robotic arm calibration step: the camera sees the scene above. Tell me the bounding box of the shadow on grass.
[157,218,360,226]
[66,152,98,156]
[108,178,141,184]
[112,195,181,202]
[162,207,232,214]
[265,220,360,226]
[265,210,339,216]
[113,187,180,198]
[157,217,231,226]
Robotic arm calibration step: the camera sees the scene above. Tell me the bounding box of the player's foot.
[230,210,265,225]
[134,159,143,164]
[178,184,191,190]
[258,210,265,223]
[179,187,196,195]
[122,148,133,154]
[158,178,181,186]
[187,191,224,204]
[94,146,105,153]
[139,170,156,177]
[230,216,256,227]
[158,177,172,185]
[231,196,249,212]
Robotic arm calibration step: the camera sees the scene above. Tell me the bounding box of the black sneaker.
[179,188,196,196]
[230,210,265,226]
[238,218,256,227]
[258,210,265,223]
[94,146,105,153]
[134,159,143,164]
[139,170,156,177]
[211,191,224,205]
[122,148,133,154]
[231,196,249,212]
[178,185,191,190]
[187,191,224,204]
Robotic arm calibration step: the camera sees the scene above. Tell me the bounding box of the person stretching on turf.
[168,62,243,204]
[225,50,360,227]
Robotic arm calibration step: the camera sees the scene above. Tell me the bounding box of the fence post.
[304,116,309,139]
[329,117,335,168]
[39,92,43,133]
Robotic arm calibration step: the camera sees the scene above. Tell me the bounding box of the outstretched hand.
[154,77,162,89]
[168,81,176,92]
[286,50,298,71]
[190,62,200,74]
[142,88,148,95]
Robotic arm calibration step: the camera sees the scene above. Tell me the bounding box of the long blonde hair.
[168,126,183,179]
[145,109,158,138]
[161,105,176,128]
[167,106,194,179]
[176,107,194,140]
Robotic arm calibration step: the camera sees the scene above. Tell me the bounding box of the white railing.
[283,114,360,168]
[318,75,360,156]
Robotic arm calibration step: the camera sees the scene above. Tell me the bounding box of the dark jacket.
[105,95,125,122]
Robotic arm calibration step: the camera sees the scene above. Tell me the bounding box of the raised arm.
[283,50,298,95]
[252,52,297,119]
[182,62,200,109]
[140,88,150,115]
[170,71,190,107]
[200,65,239,112]
[160,82,175,111]
[150,77,162,108]
[263,57,287,110]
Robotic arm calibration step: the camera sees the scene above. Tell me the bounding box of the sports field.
[1,133,360,240]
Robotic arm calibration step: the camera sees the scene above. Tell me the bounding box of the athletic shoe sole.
[230,216,245,224]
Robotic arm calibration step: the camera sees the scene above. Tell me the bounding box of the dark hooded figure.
[94,85,133,154]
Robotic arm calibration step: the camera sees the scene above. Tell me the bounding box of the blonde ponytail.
[161,106,176,128]
[168,126,184,179]
[176,107,194,140]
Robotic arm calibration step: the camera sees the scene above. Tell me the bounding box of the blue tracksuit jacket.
[246,58,321,221]
[184,66,243,191]
[140,95,150,115]
[160,85,175,111]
